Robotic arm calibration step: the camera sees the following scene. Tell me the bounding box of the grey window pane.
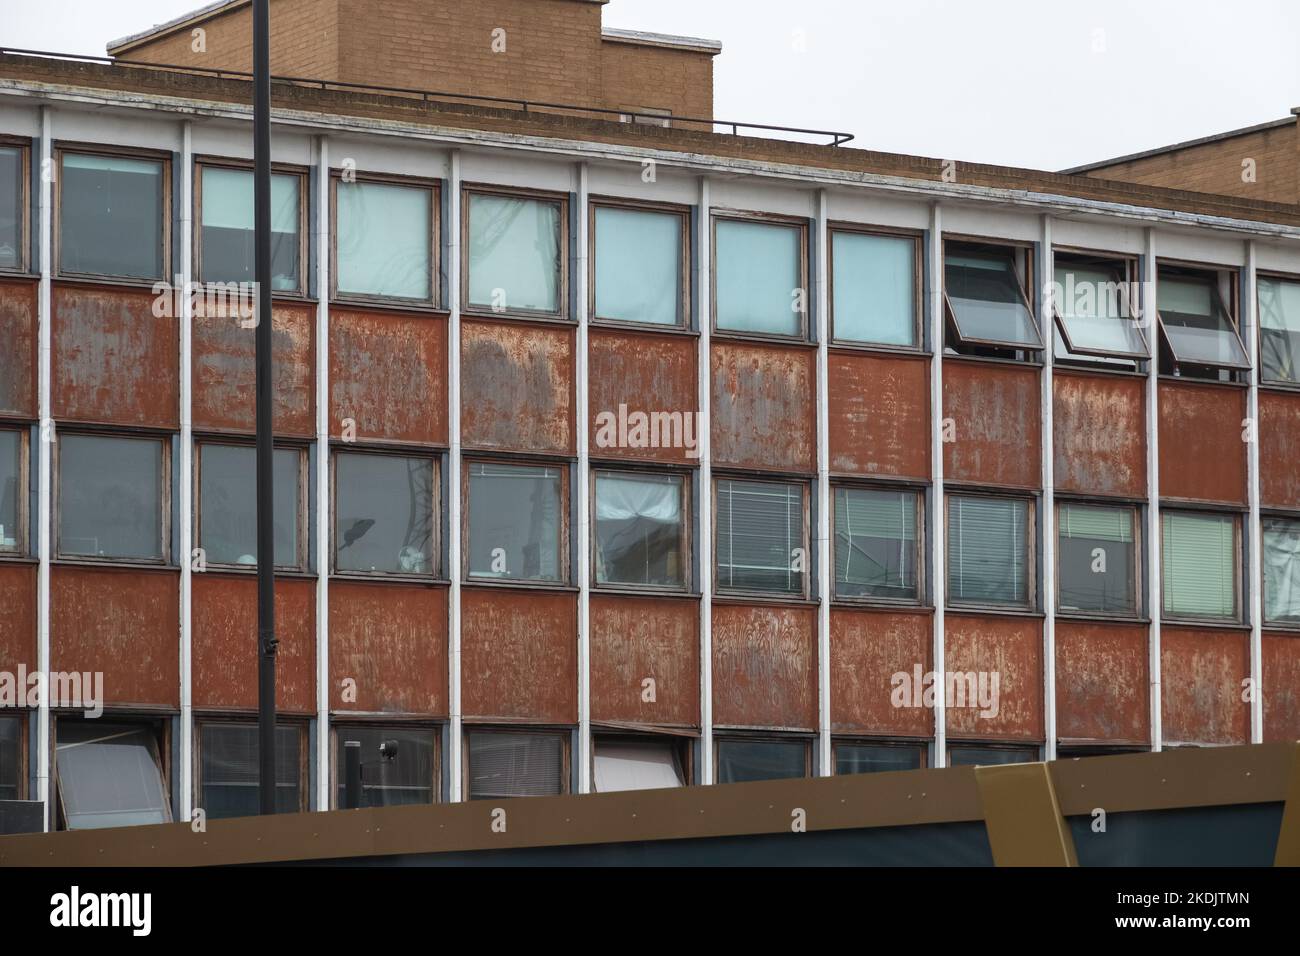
[715,218,802,336]
[200,724,300,819]
[948,746,1034,767]
[0,429,18,552]
[335,452,435,575]
[1158,274,1249,368]
[1054,262,1146,357]
[0,146,20,270]
[716,740,806,783]
[945,249,1042,348]
[199,444,300,568]
[200,166,301,291]
[335,727,436,808]
[835,743,922,775]
[716,478,802,594]
[832,232,916,346]
[56,723,169,830]
[59,435,163,560]
[947,496,1029,606]
[468,732,563,800]
[0,716,19,801]
[834,487,918,600]
[1259,277,1300,384]
[1162,512,1236,619]
[337,181,432,299]
[467,462,562,582]
[592,740,685,792]
[594,473,684,587]
[1057,503,1136,614]
[1263,517,1300,624]
[593,206,682,326]
[60,153,163,280]
[467,193,562,313]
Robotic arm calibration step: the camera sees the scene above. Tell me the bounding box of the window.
[1258,275,1300,385]
[1263,517,1300,625]
[0,716,20,801]
[334,725,437,808]
[948,744,1037,767]
[715,738,809,783]
[944,241,1042,352]
[334,178,435,301]
[594,471,686,589]
[715,478,805,595]
[831,229,919,347]
[466,461,564,583]
[713,216,806,337]
[0,143,26,271]
[834,741,924,775]
[198,722,302,819]
[467,730,566,800]
[592,202,686,327]
[1057,502,1137,616]
[57,434,166,562]
[0,428,24,554]
[834,486,920,602]
[465,189,565,316]
[197,443,303,570]
[1157,266,1249,373]
[618,107,672,127]
[55,721,170,830]
[592,738,686,792]
[198,163,303,292]
[333,451,436,576]
[59,151,165,280]
[1161,511,1238,621]
[1052,254,1146,360]
[947,495,1032,608]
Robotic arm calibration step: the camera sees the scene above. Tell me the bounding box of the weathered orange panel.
[830,607,932,736]
[0,278,37,418]
[711,603,817,731]
[461,319,574,456]
[52,284,178,429]
[330,308,448,447]
[1158,381,1247,505]
[1054,621,1149,744]
[942,359,1040,489]
[711,341,816,474]
[191,574,315,714]
[944,613,1043,741]
[1259,390,1300,509]
[192,301,314,437]
[461,587,576,723]
[329,580,448,717]
[1262,632,1300,742]
[1160,626,1250,745]
[0,563,36,673]
[50,566,179,708]
[827,351,930,479]
[1053,370,1146,498]
[588,328,697,465]
[589,594,698,728]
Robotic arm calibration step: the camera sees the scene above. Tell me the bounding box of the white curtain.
[595,476,680,522]
[1265,523,1300,621]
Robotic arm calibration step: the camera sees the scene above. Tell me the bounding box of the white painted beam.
[1244,240,1264,744]
[697,176,713,784]
[314,134,331,810]
[36,105,52,831]
[1144,228,1163,751]
[1040,216,1057,761]
[929,203,947,767]
[814,189,832,775]
[447,150,464,800]
[575,162,592,792]
[178,120,194,819]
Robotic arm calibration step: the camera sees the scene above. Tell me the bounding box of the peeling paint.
[943,360,1040,489]
[828,351,930,478]
[1053,370,1146,498]
[461,319,574,455]
[712,603,817,730]
[589,593,698,727]
[711,341,815,474]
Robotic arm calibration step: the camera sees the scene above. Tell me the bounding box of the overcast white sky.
[4,0,1298,170]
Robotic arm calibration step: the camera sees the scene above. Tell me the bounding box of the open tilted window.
[944,241,1043,352]
[1156,266,1249,374]
[1053,254,1147,361]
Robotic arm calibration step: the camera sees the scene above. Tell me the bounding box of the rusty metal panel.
[0,278,37,418]
[330,308,448,447]
[589,594,698,728]
[1053,370,1146,498]
[0,563,36,673]
[711,341,816,474]
[827,351,930,479]
[1160,626,1250,745]
[191,574,315,714]
[944,613,1043,741]
[942,360,1040,490]
[1158,381,1247,505]
[329,580,448,716]
[711,603,817,730]
[588,329,697,465]
[830,607,932,736]
[461,318,574,456]
[1054,621,1149,744]
[50,566,179,708]
[461,587,576,723]
[1259,390,1300,509]
[192,301,314,437]
[1262,632,1300,742]
[52,284,178,429]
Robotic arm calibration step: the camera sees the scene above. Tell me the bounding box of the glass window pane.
[948,746,1033,767]
[1158,273,1249,368]
[945,248,1042,348]
[1057,503,1136,614]
[835,743,922,775]
[715,218,802,336]
[0,716,22,801]
[0,146,20,270]
[947,496,1030,606]
[60,153,163,279]
[334,452,435,575]
[715,479,803,594]
[832,232,916,346]
[337,181,432,299]
[56,723,169,829]
[594,206,682,326]
[468,462,562,582]
[1054,262,1146,356]
[0,430,19,552]
[594,473,684,587]
[1263,517,1300,624]
[1162,512,1236,619]
[466,193,562,313]
[1259,276,1300,384]
[468,732,563,800]
[716,739,806,783]
[59,435,162,560]
[199,444,300,568]
[834,487,918,600]
[335,727,436,808]
[593,740,684,792]
[200,166,301,291]
[200,724,300,819]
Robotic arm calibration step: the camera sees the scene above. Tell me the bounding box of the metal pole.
[253,0,278,816]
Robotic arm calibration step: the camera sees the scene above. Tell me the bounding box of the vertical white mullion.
[178,121,194,819]
[1144,228,1162,752]
[928,203,946,767]
[314,135,331,811]
[814,190,831,775]
[447,150,464,801]
[697,176,713,784]
[36,106,52,831]
[1244,240,1264,744]
[1040,216,1057,762]
[575,162,591,792]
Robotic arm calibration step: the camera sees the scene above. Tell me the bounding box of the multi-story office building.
[1,0,1299,833]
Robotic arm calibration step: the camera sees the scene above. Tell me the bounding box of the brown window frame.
[1256,269,1300,388]
[1054,499,1143,620]
[329,721,441,810]
[195,439,310,573]
[591,466,692,595]
[461,183,570,322]
[193,717,308,816]
[463,726,571,801]
[947,742,1040,766]
[0,136,31,275]
[462,456,570,587]
[943,236,1044,353]
[330,446,441,580]
[831,480,926,608]
[827,223,924,351]
[0,710,27,802]
[588,195,691,330]
[0,425,30,558]
[831,737,928,775]
[711,209,811,342]
[944,490,1038,613]
[1155,261,1250,374]
[1159,508,1243,625]
[329,170,441,308]
[53,713,173,831]
[1051,249,1148,362]
[713,734,813,782]
[711,474,810,600]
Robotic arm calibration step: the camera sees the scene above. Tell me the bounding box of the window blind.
[1162,512,1236,619]
[716,479,801,593]
[948,496,1028,605]
[468,732,563,800]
